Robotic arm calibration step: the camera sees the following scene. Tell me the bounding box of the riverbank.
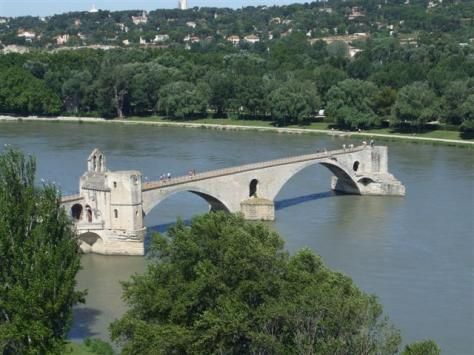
[1,115,473,147]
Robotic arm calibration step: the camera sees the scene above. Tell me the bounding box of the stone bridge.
[61,145,405,255]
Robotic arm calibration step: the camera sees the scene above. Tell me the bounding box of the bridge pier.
[240,197,275,221]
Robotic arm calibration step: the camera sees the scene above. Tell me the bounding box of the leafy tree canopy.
[392,81,440,128]
[0,148,85,354]
[111,212,401,354]
[326,79,380,129]
[401,339,441,355]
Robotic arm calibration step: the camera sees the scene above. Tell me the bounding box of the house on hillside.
[17,30,37,42]
[184,35,200,43]
[153,34,169,43]
[117,23,129,32]
[348,7,364,20]
[244,34,260,44]
[227,35,240,45]
[55,34,69,45]
[132,12,148,25]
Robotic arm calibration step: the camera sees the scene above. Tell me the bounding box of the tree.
[0,67,62,116]
[157,81,208,119]
[460,94,474,137]
[96,63,141,118]
[61,70,94,114]
[0,149,85,354]
[326,79,380,129]
[401,340,441,355]
[392,81,440,129]
[111,212,401,354]
[326,40,349,59]
[441,80,474,125]
[313,64,347,103]
[205,70,236,117]
[268,80,320,126]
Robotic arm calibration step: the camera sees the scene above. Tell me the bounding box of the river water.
[0,121,473,354]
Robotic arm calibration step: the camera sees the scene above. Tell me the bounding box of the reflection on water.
[1,122,473,354]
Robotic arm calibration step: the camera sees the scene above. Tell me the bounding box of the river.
[0,121,473,354]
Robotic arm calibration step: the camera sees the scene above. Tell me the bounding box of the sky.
[0,0,311,17]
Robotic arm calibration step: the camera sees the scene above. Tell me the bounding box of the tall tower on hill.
[178,0,188,10]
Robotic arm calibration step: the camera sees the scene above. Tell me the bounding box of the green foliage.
[158,81,208,119]
[401,339,441,355]
[268,80,320,126]
[392,81,440,129]
[83,338,115,355]
[460,94,474,137]
[111,212,401,354]
[0,148,85,354]
[326,79,380,129]
[313,64,348,102]
[0,67,62,116]
[67,339,115,355]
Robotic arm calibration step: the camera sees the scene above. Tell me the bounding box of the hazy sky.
[0,0,310,17]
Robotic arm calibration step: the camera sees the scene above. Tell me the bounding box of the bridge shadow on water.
[275,191,338,211]
[146,191,337,234]
[144,192,338,252]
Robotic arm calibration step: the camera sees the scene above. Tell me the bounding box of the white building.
[178,0,188,10]
[227,35,240,45]
[244,34,260,44]
[89,4,98,13]
[132,12,148,25]
[17,30,36,39]
[55,34,69,45]
[153,34,170,43]
[17,30,36,42]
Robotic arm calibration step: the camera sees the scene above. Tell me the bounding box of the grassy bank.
[128,116,472,143]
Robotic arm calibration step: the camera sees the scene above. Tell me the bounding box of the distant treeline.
[0,32,473,135]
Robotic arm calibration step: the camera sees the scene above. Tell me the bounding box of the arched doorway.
[71,204,83,221]
[249,179,258,197]
[353,161,360,172]
[85,205,93,223]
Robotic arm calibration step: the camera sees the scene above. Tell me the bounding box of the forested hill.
[1,0,473,49]
[0,0,473,137]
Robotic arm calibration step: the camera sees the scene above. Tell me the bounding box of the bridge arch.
[270,158,361,200]
[142,185,231,216]
[78,232,104,254]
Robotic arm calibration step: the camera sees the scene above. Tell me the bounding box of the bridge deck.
[141,145,365,192]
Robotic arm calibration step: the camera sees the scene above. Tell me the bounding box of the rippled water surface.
[1,121,473,354]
